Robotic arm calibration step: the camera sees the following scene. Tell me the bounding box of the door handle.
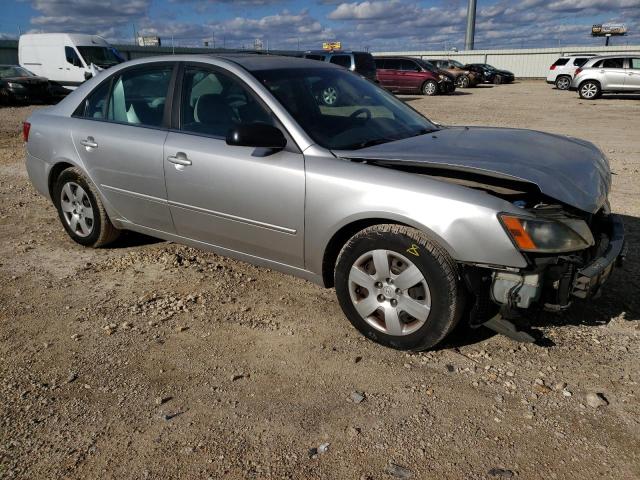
[80,137,98,149]
[167,153,192,166]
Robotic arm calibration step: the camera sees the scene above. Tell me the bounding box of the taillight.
[550,65,556,70]
[22,122,31,142]
[575,68,583,76]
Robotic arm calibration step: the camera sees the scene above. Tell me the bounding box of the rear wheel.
[53,167,120,247]
[334,224,464,351]
[422,80,438,96]
[555,75,571,90]
[456,75,470,88]
[579,81,601,100]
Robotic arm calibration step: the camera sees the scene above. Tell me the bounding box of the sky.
[0,0,638,51]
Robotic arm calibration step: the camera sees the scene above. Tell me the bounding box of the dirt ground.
[1,80,639,480]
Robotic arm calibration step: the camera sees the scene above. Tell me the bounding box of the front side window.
[77,46,123,68]
[180,67,272,137]
[65,47,83,67]
[330,55,352,68]
[108,66,172,127]
[254,67,438,150]
[602,58,624,69]
[400,60,420,72]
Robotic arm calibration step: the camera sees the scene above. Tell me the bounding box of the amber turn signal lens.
[500,215,537,250]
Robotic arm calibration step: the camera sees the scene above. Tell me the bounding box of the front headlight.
[438,74,445,80]
[7,82,26,90]
[499,214,591,253]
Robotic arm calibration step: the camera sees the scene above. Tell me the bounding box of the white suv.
[546,55,595,90]
[572,55,640,99]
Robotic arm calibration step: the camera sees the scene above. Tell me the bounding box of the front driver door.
[163,64,305,267]
[70,63,175,232]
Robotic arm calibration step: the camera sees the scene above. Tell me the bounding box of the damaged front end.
[464,200,625,334]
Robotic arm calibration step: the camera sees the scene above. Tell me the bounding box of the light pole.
[464,0,477,51]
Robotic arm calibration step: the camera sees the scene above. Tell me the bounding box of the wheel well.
[579,79,600,89]
[48,162,73,199]
[321,218,408,288]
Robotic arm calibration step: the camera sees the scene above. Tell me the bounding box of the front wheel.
[54,167,120,247]
[493,75,503,85]
[334,225,464,351]
[422,80,439,96]
[579,81,601,100]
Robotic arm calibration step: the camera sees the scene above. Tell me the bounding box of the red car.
[374,56,456,95]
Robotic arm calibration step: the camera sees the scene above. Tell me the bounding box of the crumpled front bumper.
[572,214,625,299]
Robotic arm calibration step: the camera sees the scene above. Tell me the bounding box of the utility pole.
[464,0,477,50]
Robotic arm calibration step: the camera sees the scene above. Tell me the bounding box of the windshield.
[253,67,438,151]
[0,66,35,78]
[416,59,438,73]
[77,46,123,67]
[450,60,465,68]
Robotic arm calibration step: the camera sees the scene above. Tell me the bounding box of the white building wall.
[373,45,640,78]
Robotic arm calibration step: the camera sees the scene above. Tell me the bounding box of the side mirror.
[84,71,93,80]
[226,123,287,150]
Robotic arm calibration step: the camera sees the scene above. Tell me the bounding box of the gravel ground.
[0,81,639,479]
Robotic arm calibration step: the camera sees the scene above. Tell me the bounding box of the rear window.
[553,58,569,66]
[602,58,624,68]
[573,58,589,67]
[329,55,351,68]
[354,53,376,72]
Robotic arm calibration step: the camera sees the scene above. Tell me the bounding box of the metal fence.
[2,39,640,78]
[373,45,640,78]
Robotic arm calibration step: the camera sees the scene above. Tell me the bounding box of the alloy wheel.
[423,82,437,95]
[60,182,94,237]
[581,83,598,99]
[348,249,431,336]
[556,76,571,90]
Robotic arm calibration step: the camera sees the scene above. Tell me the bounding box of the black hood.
[335,126,611,214]
[2,75,48,85]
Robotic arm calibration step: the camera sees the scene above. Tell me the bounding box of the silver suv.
[546,54,595,90]
[572,55,640,99]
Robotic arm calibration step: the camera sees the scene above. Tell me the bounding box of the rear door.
[599,57,626,89]
[162,63,305,267]
[70,63,175,232]
[625,58,640,90]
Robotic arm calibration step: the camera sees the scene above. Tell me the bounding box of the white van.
[19,33,124,92]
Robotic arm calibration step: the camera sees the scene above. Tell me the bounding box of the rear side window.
[602,58,624,68]
[330,55,352,68]
[573,58,589,67]
[552,58,569,66]
[385,59,401,70]
[354,53,375,71]
[77,80,111,119]
[630,58,640,69]
[108,66,172,127]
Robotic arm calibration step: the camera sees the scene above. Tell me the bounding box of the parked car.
[374,56,455,95]
[24,55,624,350]
[301,50,377,83]
[0,65,50,104]
[466,63,515,84]
[546,54,595,90]
[19,33,124,93]
[427,59,480,88]
[571,55,640,99]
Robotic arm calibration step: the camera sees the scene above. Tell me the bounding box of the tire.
[334,224,465,351]
[456,75,470,88]
[555,76,571,90]
[53,167,120,247]
[579,80,601,100]
[493,75,503,85]
[320,85,339,106]
[422,80,439,96]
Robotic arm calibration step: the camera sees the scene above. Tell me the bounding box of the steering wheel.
[349,108,372,121]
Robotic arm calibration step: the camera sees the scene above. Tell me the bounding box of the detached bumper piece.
[572,214,625,299]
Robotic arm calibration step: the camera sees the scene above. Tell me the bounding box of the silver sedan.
[24,55,624,350]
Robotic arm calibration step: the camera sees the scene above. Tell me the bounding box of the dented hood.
[336,126,611,213]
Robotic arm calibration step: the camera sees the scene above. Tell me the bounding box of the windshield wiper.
[347,137,398,150]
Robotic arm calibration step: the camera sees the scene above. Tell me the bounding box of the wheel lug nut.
[377,294,385,303]
[375,282,383,289]
[390,299,398,307]
[395,288,401,294]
